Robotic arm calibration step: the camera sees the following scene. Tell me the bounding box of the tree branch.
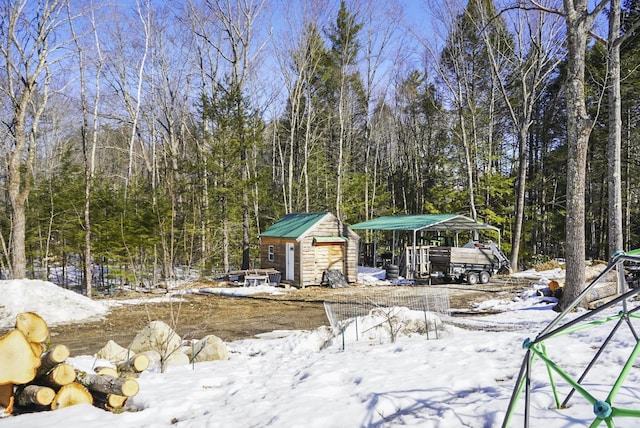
[528,0,564,17]
[588,0,611,25]
[614,16,640,47]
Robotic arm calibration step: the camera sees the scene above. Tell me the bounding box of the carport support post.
[374,230,378,266]
[411,230,417,280]
[392,231,396,265]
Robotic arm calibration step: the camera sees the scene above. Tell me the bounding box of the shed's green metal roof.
[349,214,499,232]
[261,212,329,238]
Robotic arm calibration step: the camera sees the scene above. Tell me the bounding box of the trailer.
[351,214,509,285]
[405,242,510,285]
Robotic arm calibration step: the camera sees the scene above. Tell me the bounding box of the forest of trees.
[1,0,639,295]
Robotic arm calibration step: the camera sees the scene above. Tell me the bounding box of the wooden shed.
[260,212,359,287]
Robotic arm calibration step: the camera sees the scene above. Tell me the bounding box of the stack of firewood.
[0,312,147,415]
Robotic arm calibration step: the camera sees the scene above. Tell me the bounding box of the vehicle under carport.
[349,214,510,284]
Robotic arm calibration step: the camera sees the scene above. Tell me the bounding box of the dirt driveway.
[44,276,528,356]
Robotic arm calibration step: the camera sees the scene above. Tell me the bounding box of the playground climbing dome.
[503,250,640,427]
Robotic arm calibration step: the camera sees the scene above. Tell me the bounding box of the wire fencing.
[323,287,451,347]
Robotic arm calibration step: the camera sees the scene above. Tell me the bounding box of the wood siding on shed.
[260,213,358,287]
[260,237,299,284]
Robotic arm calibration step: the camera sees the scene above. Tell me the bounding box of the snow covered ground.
[1,266,640,428]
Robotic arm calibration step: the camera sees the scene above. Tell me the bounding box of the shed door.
[285,243,295,281]
[314,243,345,283]
[326,244,345,270]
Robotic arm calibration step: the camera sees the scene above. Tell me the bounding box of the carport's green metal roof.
[260,212,329,238]
[349,214,500,232]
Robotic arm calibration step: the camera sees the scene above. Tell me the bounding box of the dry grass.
[534,259,565,272]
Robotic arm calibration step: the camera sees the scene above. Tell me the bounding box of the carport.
[350,214,502,278]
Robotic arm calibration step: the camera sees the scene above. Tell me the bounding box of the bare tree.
[100,1,151,205]
[143,4,198,280]
[184,0,223,271]
[0,0,68,279]
[605,0,640,256]
[560,0,608,308]
[272,3,322,213]
[481,3,563,272]
[423,0,484,221]
[529,0,609,309]
[360,0,401,221]
[193,0,267,271]
[67,2,106,296]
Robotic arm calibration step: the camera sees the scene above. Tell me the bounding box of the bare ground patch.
[30,276,528,356]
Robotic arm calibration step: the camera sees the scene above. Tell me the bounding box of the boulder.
[128,320,182,356]
[96,340,130,362]
[186,335,229,363]
[165,350,190,366]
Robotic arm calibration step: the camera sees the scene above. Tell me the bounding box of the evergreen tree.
[391,69,449,214]
[323,1,366,217]
[200,79,263,272]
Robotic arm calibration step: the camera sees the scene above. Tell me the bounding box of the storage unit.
[260,212,359,288]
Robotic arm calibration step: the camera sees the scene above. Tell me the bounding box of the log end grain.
[51,383,93,410]
[15,312,49,344]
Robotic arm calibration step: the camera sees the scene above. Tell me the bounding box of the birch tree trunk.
[124,1,150,204]
[607,0,623,256]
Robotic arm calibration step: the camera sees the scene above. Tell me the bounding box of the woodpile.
[0,312,147,416]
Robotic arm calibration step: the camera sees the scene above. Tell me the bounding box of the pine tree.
[324,1,366,217]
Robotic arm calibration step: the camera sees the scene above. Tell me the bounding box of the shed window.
[268,245,274,261]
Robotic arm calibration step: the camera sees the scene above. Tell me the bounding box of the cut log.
[30,342,43,358]
[14,384,55,407]
[0,329,41,385]
[35,363,76,388]
[136,350,161,370]
[15,312,49,344]
[94,366,119,377]
[92,391,127,411]
[117,353,150,373]
[50,383,93,410]
[76,372,139,397]
[36,344,70,376]
[0,383,14,414]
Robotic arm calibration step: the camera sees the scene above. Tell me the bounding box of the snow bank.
[0,279,109,328]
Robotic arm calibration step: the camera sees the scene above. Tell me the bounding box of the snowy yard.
[1,265,639,427]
